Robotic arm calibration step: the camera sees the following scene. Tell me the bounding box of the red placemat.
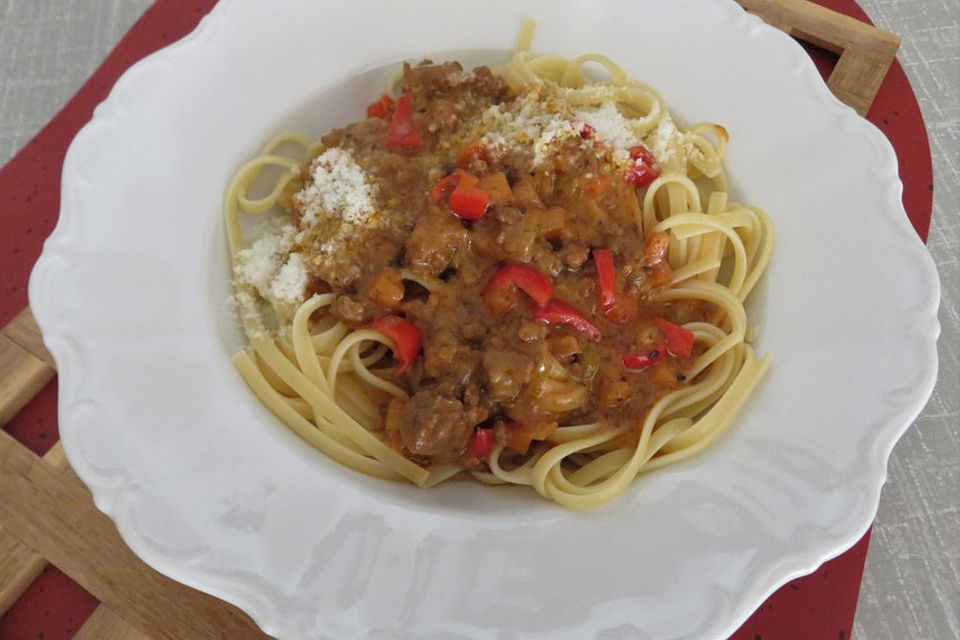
[0,0,933,638]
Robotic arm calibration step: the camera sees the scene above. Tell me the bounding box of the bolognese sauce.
[277,61,712,468]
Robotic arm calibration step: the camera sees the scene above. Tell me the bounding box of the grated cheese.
[288,146,384,285]
[232,223,308,330]
[448,70,477,86]
[574,102,640,166]
[469,91,587,168]
[294,148,376,228]
[533,118,580,166]
[232,290,268,338]
[647,114,679,163]
[641,112,702,170]
[271,252,308,304]
[233,224,297,297]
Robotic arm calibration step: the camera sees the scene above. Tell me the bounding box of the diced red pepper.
[482,263,554,314]
[386,94,422,148]
[624,144,661,188]
[579,123,596,139]
[429,172,462,202]
[371,315,422,373]
[654,317,695,357]
[533,299,602,343]
[592,248,617,311]
[471,427,494,458]
[624,164,660,188]
[450,185,489,220]
[622,344,667,370]
[366,93,394,119]
[428,170,479,202]
[628,144,658,166]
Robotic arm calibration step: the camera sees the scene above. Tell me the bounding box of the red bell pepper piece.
[429,172,462,202]
[654,317,695,357]
[471,427,494,458]
[624,144,661,188]
[533,299,602,343]
[482,263,554,313]
[371,315,422,373]
[579,123,596,139]
[592,248,617,311]
[622,344,667,370]
[386,94,422,148]
[428,170,479,202]
[624,164,660,188]
[629,144,658,166]
[366,93,394,119]
[449,185,489,220]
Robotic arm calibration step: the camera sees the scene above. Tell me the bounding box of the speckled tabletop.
[1,1,957,638]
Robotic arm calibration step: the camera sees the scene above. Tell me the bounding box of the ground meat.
[496,226,537,262]
[405,209,470,276]
[404,61,506,109]
[399,389,472,462]
[461,319,488,341]
[510,178,543,210]
[422,327,481,386]
[482,348,535,403]
[330,294,379,325]
[517,319,549,343]
[560,244,591,269]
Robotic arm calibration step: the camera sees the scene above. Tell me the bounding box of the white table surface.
[1,1,957,638]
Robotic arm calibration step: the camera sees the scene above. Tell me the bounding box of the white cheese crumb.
[294,148,376,227]
[642,113,701,170]
[232,290,268,338]
[647,114,681,166]
[473,91,583,168]
[533,118,580,166]
[575,102,640,165]
[233,224,296,296]
[232,223,307,325]
[448,70,477,86]
[271,252,308,304]
[289,146,384,285]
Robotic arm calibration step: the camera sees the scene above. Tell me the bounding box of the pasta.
[224,22,774,509]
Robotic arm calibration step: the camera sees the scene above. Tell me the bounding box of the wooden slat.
[74,604,154,640]
[0,442,70,615]
[2,307,55,369]
[0,525,48,615]
[737,0,900,115]
[0,335,55,426]
[0,430,271,640]
[829,50,898,116]
[0,310,60,612]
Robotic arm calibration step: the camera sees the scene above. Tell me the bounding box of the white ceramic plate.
[29,0,940,638]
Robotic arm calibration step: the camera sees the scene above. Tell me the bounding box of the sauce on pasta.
[225,25,774,509]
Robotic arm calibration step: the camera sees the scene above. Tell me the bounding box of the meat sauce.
[292,61,710,467]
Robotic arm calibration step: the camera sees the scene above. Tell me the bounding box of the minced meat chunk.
[398,389,472,462]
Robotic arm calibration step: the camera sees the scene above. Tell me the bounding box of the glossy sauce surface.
[288,61,708,466]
